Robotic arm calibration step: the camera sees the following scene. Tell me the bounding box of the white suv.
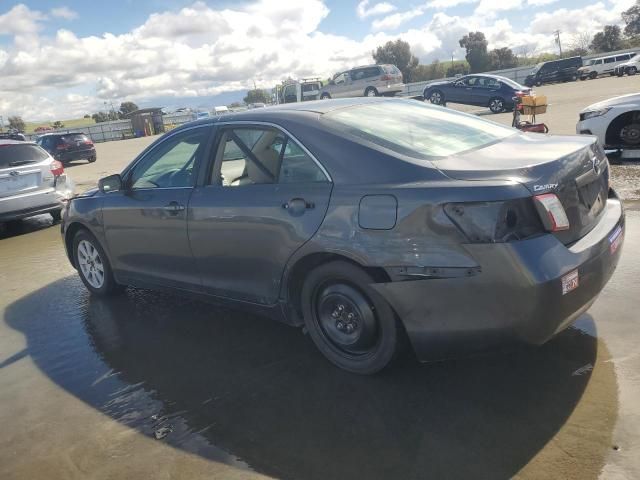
[576,93,640,154]
[0,140,74,223]
[615,55,640,76]
[578,52,636,80]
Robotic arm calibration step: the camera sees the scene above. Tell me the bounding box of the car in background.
[615,55,640,76]
[577,93,640,155]
[62,97,623,374]
[579,52,636,80]
[36,132,96,165]
[0,140,74,223]
[320,64,403,99]
[424,74,530,113]
[0,131,26,141]
[524,56,582,87]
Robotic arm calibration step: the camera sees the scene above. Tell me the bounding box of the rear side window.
[604,57,615,64]
[0,144,49,168]
[323,101,515,159]
[615,55,629,62]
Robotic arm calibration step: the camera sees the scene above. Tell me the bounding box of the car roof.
[0,139,35,145]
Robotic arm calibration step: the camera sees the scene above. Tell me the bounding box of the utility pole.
[554,30,563,57]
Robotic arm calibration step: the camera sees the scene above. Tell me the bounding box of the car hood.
[434,132,608,245]
[580,93,640,112]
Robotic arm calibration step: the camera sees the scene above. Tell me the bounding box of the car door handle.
[162,201,185,215]
[282,198,314,212]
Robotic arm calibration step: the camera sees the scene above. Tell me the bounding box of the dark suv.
[36,133,96,164]
[524,56,583,87]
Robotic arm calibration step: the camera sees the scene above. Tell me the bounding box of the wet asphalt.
[1,76,640,479]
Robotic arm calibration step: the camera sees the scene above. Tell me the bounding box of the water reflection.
[5,277,609,479]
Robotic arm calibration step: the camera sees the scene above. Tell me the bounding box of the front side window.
[323,101,515,159]
[214,127,327,186]
[129,127,208,189]
[334,73,346,85]
[595,59,603,65]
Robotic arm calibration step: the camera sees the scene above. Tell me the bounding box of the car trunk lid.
[434,133,609,245]
[0,143,53,199]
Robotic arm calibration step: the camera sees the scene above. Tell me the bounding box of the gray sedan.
[61,98,624,374]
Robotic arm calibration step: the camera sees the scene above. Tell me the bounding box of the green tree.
[52,121,65,129]
[91,112,109,123]
[446,62,469,77]
[590,25,623,53]
[372,39,419,82]
[489,47,518,70]
[243,89,270,104]
[118,101,139,118]
[459,32,491,73]
[8,116,25,132]
[83,114,91,119]
[622,0,640,37]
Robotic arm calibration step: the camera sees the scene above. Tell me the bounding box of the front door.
[188,125,332,304]
[102,125,212,289]
[471,76,501,106]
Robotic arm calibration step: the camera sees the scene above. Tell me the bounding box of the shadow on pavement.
[4,276,611,480]
[0,215,59,240]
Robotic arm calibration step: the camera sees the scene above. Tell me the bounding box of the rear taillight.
[533,193,570,231]
[381,74,392,81]
[50,160,64,177]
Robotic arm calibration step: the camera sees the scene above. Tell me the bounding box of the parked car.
[1,140,74,223]
[579,52,636,80]
[36,132,96,165]
[615,55,640,76]
[0,131,26,141]
[320,64,403,99]
[277,78,322,103]
[524,56,583,86]
[423,74,530,113]
[577,93,640,152]
[62,97,624,374]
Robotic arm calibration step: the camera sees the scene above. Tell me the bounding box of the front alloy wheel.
[77,239,105,289]
[429,91,443,105]
[73,230,122,295]
[489,97,505,113]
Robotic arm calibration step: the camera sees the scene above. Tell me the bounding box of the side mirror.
[98,174,122,193]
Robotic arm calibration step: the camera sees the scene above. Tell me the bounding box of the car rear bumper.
[0,175,74,221]
[381,83,404,96]
[372,194,625,362]
[55,148,96,162]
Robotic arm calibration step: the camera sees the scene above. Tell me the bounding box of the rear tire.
[50,209,62,222]
[88,155,96,163]
[629,66,637,76]
[364,87,379,97]
[73,229,122,296]
[301,261,399,374]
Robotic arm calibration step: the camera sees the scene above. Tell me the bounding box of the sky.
[0,0,635,121]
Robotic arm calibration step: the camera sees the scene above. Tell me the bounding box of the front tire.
[589,72,597,80]
[88,155,96,163]
[320,93,331,100]
[489,97,506,113]
[428,89,445,105]
[73,229,121,296]
[301,261,399,374]
[628,66,637,76]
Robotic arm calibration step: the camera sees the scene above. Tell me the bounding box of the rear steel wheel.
[301,261,399,374]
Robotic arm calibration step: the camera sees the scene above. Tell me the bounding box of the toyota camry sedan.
[61,98,624,374]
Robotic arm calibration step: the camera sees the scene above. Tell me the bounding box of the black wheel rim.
[621,124,640,145]
[312,283,378,356]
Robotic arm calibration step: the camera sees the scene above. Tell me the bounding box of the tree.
[372,39,419,82]
[459,32,491,73]
[446,62,469,77]
[622,0,640,37]
[8,116,25,132]
[228,101,243,109]
[91,112,109,123]
[243,89,270,104]
[489,47,518,70]
[119,101,139,118]
[567,32,592,57]
[52,121,65,129]
[590,25,623,53]
[83,114,91,119]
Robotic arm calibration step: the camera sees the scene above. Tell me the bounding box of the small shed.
[125,107,165,137]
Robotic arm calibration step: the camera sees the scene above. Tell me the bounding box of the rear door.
[471,77,501,106]
[188,124,332,304]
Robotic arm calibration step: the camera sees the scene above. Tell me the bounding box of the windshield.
[585,59,595,66]
[323,101,515,159]
[531,62,543,73]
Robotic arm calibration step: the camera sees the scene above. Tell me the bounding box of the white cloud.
[0,0,632,120]
[426,0,479,9]
[475,0,522,17]
[50,6,78,20]
[372,9,425,31]
[357,0,397,19]
[526,0,558,5]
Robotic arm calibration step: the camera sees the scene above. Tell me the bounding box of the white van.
[578,52,636,79]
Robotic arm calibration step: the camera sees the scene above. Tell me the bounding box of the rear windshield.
[0,144,50,168]
[497,77,527,90]
[383,65,401,74]
[322,101,515,158]
[61,133,91,143]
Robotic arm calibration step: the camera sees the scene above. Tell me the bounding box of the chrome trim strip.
[215,120,333,182]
